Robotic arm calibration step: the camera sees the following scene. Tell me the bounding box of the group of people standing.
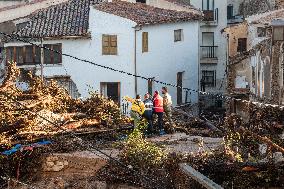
[124,87,173,136]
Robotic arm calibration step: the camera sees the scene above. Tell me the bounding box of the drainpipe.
[40,38,44,82]
[134,25,142,96]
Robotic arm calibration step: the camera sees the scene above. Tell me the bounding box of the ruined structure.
[224,9,284,115]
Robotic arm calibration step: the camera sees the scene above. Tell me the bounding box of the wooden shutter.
[110,35,117,55]
[237,38,247,52]
[142,32,148,53]
[102,34,110,55]
[102,35,117,55]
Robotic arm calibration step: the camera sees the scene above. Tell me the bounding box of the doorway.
[177,72,183,105]
[100,82,120,104]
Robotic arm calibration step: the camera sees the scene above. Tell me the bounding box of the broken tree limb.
[179,163,224,189]
[240,127,284,154]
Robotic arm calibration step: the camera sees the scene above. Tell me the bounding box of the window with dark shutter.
[6,47,13,63]
[102,34,117,55]
[257,27,266,37]
[202,70,216,87]
[5,44,62,65]
[237,38,247,52]
[142,32,148,53]
[174,29,183,42]
[44,44,52,64]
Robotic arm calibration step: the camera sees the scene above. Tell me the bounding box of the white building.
[4,0,201,107]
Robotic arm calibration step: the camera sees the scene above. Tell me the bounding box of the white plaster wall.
[4,8,200,106]
[191,0,228,94]
[136,22,200,105]
[5,9,137,103]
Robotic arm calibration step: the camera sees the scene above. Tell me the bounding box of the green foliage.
[120,128,166,171]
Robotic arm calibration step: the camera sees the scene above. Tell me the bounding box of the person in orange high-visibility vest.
[153,91,166,135]
[124,95,145,127]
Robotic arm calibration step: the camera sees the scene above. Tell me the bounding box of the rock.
[55,161,64,166]
[46,156,59,162]
[259,144,267,155]
[63,160,69,166]
[279,132,284,140]
[273,152,284,163]
[52,165,64,172]
[93,181,107,189]
[46,161,55,167]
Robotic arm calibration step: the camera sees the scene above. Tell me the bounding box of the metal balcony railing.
[201,46,218,58]
[203,10,214,21]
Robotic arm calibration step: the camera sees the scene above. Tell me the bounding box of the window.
[102,35,117,55]
[44,44,52,64]
[16,47,24,64]
[202,70,216,87]
[5,44,62,65]
[6,47,14,63]
[202,0,214,10]
[174,29,183,42]
[227,5,234,19]
[142,32,148,53]
[257,27,266,37]
[237,38,247,52]
[273,27,284,41]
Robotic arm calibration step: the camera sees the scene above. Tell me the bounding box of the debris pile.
[0,62,131,145]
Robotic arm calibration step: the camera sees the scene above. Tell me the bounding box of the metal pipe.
[40,38,44,81]
[134,25,142,96]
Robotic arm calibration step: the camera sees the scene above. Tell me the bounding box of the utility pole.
[40,38,44,81]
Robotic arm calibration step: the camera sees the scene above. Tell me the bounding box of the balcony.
[203,10,214,21]
[200,46,218,64]
[202,9,218,26]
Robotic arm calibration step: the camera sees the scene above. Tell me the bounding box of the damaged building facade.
[225,9,284,116]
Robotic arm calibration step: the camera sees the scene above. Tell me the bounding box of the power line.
[0,31,228,100]
[1,31,284,108]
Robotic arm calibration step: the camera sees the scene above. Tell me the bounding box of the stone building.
[224,9,284,115]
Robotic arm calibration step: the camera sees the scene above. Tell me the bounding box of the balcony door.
[202,0,214,10]
[201,32,216,58]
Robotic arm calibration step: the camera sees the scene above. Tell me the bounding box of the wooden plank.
[179,163,223,189]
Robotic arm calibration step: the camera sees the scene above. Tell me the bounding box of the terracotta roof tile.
[94,1,202,26]
[17,0,101,38]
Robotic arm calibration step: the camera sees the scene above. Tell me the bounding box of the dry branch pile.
[0,63,131,145]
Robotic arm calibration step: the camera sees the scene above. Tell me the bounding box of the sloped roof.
[163,0,191,8]
[17,0,100,38]
[94,1,202,26]
[247,9,284,25]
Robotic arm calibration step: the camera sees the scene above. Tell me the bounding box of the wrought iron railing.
[200,46,218,58]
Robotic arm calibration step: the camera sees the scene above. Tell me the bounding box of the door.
[100,82,120,104]
[177,72,183,105]
[201,32,215,58]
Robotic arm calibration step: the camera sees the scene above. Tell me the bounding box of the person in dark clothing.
[143,93,154,135]
[201,78,206,92]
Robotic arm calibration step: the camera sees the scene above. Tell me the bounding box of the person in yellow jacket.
[124,95,145,127]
